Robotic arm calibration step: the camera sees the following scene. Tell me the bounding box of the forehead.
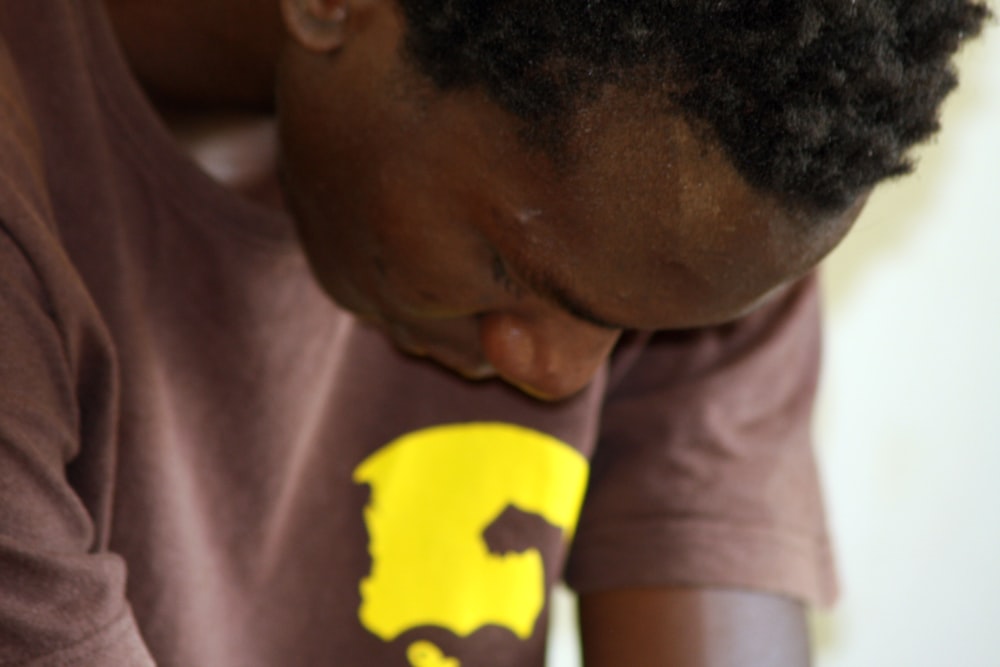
[366,43,847,328]
[410,87,825,324]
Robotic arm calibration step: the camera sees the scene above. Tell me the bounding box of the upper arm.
[0,61,154,657]
[579,586,811,667]
[0,220,155,665]
[564,277,834,665]
[566,276,836,605]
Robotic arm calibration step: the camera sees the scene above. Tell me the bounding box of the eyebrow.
[515,263,628,331]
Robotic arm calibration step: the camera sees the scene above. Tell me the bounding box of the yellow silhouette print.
[407,641,460,667]
[353,423,589,666]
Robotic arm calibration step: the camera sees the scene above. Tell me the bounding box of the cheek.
[373,224,501,319]
[277,150,387,318]
[276,80,500,320]
[293,217,378,318]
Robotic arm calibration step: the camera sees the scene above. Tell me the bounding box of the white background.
[813,20,999,667]
[548,23,1000,667]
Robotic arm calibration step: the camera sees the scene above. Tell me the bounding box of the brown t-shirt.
[0,2,836,665]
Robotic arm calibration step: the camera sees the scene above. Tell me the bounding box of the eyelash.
[491,254,523,297]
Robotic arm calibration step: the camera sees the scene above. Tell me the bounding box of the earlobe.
[280,0,350,53]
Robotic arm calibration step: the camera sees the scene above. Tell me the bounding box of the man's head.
[273,0,988,399]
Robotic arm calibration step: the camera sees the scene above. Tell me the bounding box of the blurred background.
[548,21,1000,667]
[811,18,999,667]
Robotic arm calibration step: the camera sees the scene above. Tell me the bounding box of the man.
[0,1,987,665]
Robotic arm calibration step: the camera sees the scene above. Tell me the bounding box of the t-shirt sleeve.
[1,41,155,663]
[565,275,837,606]
[0,222,156,666]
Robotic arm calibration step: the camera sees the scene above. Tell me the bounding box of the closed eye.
[491,253,524,298]
[490,251,624,330]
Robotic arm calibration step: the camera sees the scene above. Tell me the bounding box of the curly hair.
[394,0,991,213]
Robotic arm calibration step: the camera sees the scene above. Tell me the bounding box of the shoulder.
[0,29,50,223]
[0,28,104,351]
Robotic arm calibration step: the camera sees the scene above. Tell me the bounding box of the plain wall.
[813,20,1000,667]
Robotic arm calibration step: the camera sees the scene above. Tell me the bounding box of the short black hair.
[394,0,990,213]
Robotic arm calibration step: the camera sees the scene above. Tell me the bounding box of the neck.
[104,0,285,111]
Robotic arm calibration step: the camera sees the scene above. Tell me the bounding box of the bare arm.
[579,587,811,667]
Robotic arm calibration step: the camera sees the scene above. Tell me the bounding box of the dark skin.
[107,0,860,663]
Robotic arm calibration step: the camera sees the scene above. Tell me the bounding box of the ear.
[280,0,350,53]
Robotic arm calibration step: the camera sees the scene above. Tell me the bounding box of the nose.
[477,310,621,400]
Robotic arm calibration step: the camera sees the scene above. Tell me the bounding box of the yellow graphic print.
[353,423,589,666]
[407,641,460,667]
